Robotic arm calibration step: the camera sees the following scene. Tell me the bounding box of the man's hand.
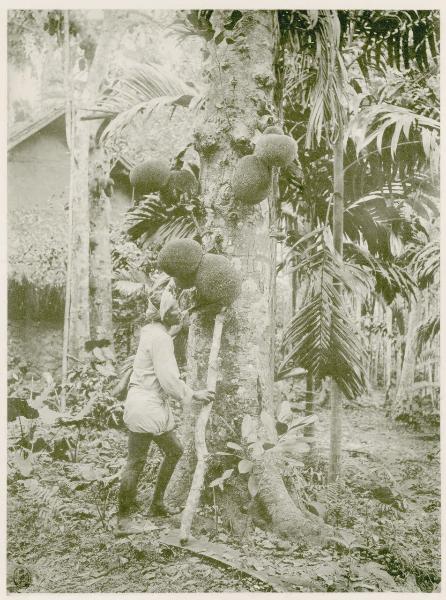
[193,389,215,403]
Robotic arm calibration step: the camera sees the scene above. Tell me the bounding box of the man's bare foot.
[149,502,182,517]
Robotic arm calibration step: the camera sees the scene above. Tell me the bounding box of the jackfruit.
[165,169,198,196]
[195,253,242,306]
[174,273,197,290]
[255,133,297,168]
[158,238,203,278]
[263,125,284,135]
[129,159,170,193]
[232,155,271,205]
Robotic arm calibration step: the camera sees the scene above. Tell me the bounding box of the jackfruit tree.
[158,10,326,540]
[92,8,439,537]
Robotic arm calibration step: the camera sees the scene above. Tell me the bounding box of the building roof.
[8,105,66,151]
[7,106,132,171]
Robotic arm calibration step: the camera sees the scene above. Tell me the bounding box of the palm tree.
[278,7,439,475]
[391,239,439,419]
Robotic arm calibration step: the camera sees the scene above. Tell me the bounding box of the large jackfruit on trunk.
[167,10,324,540]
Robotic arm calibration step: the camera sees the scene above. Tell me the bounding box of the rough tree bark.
[167,10,323,540]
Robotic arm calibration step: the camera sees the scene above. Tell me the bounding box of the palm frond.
[284,227,371,295]
[353,10,439,74]
[280,290,368,400]
[416,314,439,353]
[280,231,369,399]
[348,103,439,174]
[344,242,417,304]
[283,10,348,147]
[125,194,200,247]
[88,61,201,142]
[407,240,439,288]
[344,190,427,259]
[95,61,194,113]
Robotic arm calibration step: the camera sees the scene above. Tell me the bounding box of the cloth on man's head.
[145,288,177,323]
[159,289,177,320]
[145,299,160,322]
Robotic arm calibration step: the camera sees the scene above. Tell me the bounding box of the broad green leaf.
[238,459,254,474]
[249,441,265,459]
[227,441,243,451]
[248,474,259,497]
[221,469,234,481]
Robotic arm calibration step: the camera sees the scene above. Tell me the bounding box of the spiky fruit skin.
[255,133,297,168]
[129,159,171,193]
[174,274,197,290]
[263,125,284,135]
[232,155,271,205]
[158,238,203,278]
[195,253,242,306]
[166,170,198,195]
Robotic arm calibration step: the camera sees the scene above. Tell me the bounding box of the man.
[115,289,214,535]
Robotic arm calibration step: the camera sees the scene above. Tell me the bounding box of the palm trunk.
[89,143,115,354]
[63,11,122,363]
[167,10,318,539]
[268,168,278,408]
[61,10,73,409]
[371,299,380,388]
[392,294,422,419]
[328,134,344,484]
[384,304,393,391]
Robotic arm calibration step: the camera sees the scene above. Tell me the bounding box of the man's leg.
[118,431,152,520]
[150,430,183,516]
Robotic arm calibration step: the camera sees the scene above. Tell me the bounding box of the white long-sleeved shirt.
[124,322,193,434]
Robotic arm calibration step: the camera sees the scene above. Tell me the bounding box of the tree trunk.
[384,304,393,391]
[61,10,73,408]
[167,10,317,539]
[392,295,422,419]
[328,135,344,483]
[63,11,122,363]
[370,299,380,388]
[89,143,115,353]
[66,102,91,360]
